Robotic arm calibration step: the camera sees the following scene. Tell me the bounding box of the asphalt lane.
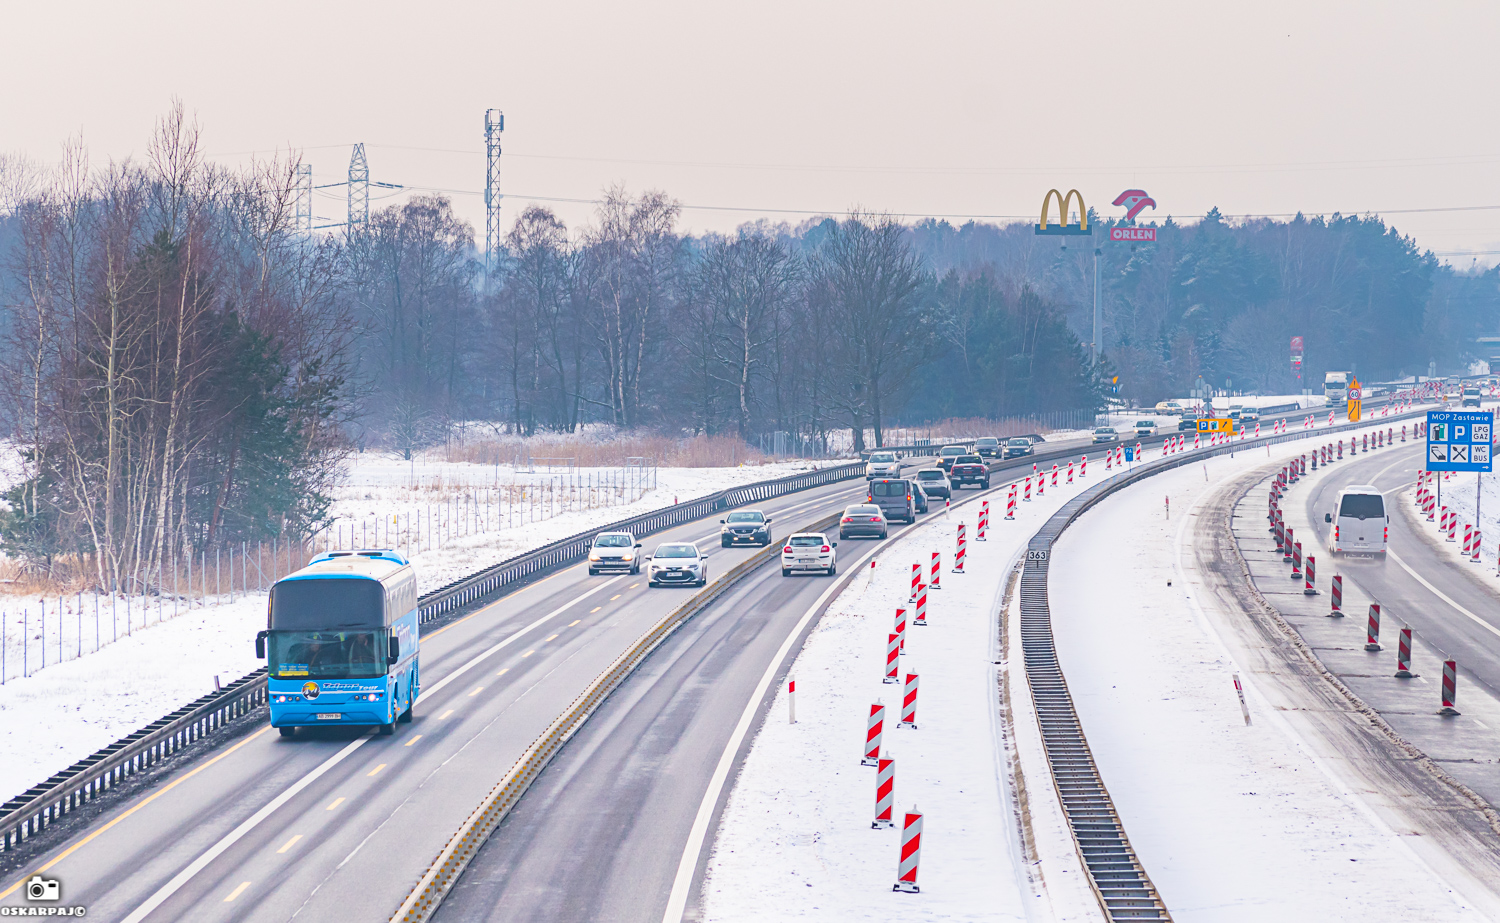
[5,477,869,921]
[1300,441,1500,699]
[3,409,1327,920]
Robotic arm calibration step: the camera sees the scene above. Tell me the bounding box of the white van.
[1325,485,1388,556]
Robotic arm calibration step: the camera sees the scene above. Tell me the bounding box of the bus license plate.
[316,713,342,720]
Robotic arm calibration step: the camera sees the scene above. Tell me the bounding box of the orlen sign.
[1109,227,1157,243]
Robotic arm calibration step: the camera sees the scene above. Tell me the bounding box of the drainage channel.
[1015,408,1425,920]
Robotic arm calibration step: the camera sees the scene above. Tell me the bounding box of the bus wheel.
[398,706,413,723]
[278,727,295,738]
[378,722,395,736]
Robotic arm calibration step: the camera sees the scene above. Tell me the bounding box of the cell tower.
[484,109,505,280]
[347,143,369,234]
[294,163,312,232]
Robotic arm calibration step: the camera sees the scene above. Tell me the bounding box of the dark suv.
[720,509,772,546]
[974,436,1001,458]
[867,478,917,524]
[949,455,990,490]
[1002,437,1035,459]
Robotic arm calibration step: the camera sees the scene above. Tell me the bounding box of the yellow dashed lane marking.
[367,763,387,778]
[610,594,621,601]
[568,620,581,627]
[224,881,251,902]
[544,634,558,642]
[468,686,483,697]
[522,650,535,658]
[405,735,422,747]
[590,607,601,613]
[440,709,455,719]
[629,583,639,589]
[276,835,302,854]
[495,668,509,677]
[326,797,345,811]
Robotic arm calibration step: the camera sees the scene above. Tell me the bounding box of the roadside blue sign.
[1124,446,1136,462]
[1426,410,1494,472]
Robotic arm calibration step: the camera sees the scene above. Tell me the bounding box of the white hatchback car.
[782,532,838,576]
[1134,419,1159,437]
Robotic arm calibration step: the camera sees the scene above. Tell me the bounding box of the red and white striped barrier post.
[1283,526,1295,563]
[1255,422,1262,438]
[1328,410,1335,426]
[1464,523,1474,556]
[1395,629,1414,679]
[1106,451,1114,471]
[895,607,908,652]
[862,701,885,765]
[1401,425,1407,442]
[1023,476,1032,502]
[1336,440,1343,460]
[1474,528,1484,563]
[1440,660,1460,716]
[913,585,927,627]
[900,672,919,728]
[1363,433,1369,452]
[1447,510,1458,542]
[1291,542,1303,581]
[1051,464,1059,487]
[1135,442,1142,462]
[1364,603,1382,651]
[944,498,951,518]
[1033,463,1039,478]
[977,502,988,542]
[788,677,796,723]
[1006,487,1017,519]
[930,551,942,589]
[1037,471,1045,497]
[1066,460,1074,484]
[1304,555,1317,595]
[954,523,967,573]
[1330,574,1343,616]
[1194,431,1201,450]
[910,563,921,601]
[1080,455,1088,477]
[893,807,923,893]
[885,632,901,683]
[1388,426,1394,445]
[872,752,895,828]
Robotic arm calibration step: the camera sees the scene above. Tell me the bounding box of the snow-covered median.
[0,459,826,802]
[702,473,1099,921]
[1049,436,1480,917]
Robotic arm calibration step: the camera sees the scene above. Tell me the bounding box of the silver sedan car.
[839,504,888,539]
[648,542,708,587]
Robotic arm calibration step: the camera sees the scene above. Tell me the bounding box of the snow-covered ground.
[703,471,1101,921]
[1049,434,1480,918]
[0,457,824,802]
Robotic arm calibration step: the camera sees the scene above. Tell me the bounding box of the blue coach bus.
[255,549,420,738]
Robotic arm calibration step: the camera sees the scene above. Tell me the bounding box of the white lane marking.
[119,735,371,923]
[416,577,626,704]
[1386,549,1500,641]
[659,539,883,923]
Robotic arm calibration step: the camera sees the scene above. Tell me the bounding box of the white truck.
[1324,371,1353,402]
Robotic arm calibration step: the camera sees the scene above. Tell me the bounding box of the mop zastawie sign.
[1427,410,1494,472]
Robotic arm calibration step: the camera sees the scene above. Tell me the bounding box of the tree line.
[2,110,1494,582]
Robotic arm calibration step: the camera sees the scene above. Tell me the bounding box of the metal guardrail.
[0,462,869,857]
[1018,403,1429,921]
[0,669,268,853]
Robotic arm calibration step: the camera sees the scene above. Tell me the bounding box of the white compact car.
[1134,419,1159,437]
[782,532,838,576]
[866,451,900,480]
[648,542,708,587]
[588,531,642,575]
[1325,485,1388,556]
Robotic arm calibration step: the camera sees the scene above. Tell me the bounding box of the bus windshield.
[269,630,386,679]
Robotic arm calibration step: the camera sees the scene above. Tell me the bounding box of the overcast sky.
[6,2,1500,263]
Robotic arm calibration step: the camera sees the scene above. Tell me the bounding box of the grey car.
[1002,437,1035,459]
[839,504,888,539]
[867,477,917,524]
[913,467,950,500]
[720,509,772,546]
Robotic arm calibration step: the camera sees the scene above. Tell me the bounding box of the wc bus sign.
[1426,410,1494,472]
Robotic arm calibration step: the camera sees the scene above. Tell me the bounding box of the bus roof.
[281,550,411,585]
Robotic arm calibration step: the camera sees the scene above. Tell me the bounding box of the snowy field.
[703,470,1100,921]
[0,456,823,801]
[1049,433,1480,919]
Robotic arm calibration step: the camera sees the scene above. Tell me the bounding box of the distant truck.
[1324,371,1352,402]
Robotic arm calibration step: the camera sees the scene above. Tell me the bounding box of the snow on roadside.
[0,459,824,802]
[702,474,1099,921]
[1049,437,1479,918]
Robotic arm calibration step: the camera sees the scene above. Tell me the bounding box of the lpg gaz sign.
[1426,410,1494,472]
